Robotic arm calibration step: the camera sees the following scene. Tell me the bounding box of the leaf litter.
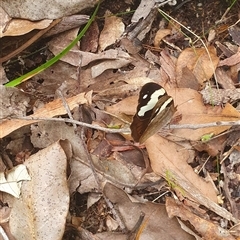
[0,0,240,239]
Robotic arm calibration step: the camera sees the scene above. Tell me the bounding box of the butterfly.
[130,82,176,143]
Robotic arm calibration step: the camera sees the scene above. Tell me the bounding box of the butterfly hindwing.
[139,95,176,143]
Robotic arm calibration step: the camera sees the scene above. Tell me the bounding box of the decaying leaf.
[167,88,240,141]
[9,140,71,240]
[0,165,31,198]
[145,135,218,203]
[99,10,125,51]
[176,46,219,85]
[0,85,29,119]
[166,197,236,240]
[154,29,171,47]
[0,91,88,138]
[218,47,240,67]
[145,137,238,223]
[103,182,195,240]
[1,19,52,37]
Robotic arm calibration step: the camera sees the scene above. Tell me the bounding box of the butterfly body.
[130,82,176,143]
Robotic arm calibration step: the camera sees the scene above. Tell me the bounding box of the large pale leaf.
[9,140,70,240]
[1,0,97,20]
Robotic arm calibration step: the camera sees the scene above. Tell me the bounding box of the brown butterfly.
[130,82,176,143]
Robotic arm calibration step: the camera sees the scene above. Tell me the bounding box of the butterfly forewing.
[130,82,163,142]
[130,82,176,143]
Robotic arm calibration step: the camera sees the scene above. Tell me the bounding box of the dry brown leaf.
[177,66,199,89]
[79,55,161,91]
[31,61,80,97]
[80,20,99,52]
[103,182,194,240]
[176,46,219,85]
[146,135,239,223]
[218,47,240,67]
[166,198,236,240]
[145,134,218,203]
[49,30,133,77]
[91,154,139,187]
[68,158,99,194]
[99,10,125,51]
[0,6,11,37]
[159,50,177,87]
[0,92,88,138]
[230,62,240,83]
[124,76,154,85]
[69,153,143,195]
[192,134,227,156]
[48,28,81,66]
[168,88,240,141]
[0,205,11,224]
[1,19,52,37]
[229,25,240,46]
[105,95,137,116]
[30,121,87,160]
[154,29,171,47]
[43,15,89,38]
[91,53,132,78]
[131,0,154,23]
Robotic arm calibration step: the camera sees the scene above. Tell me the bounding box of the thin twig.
[56,89,77,129]
[12,116,130,133]
[169,121,240,129]
[79,127,102,192]
[127,211,145,240]
[11,116,240,132]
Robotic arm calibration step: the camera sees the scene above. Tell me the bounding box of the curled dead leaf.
[176,46,219,85]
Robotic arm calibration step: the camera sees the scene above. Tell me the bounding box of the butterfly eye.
[130,82,176,143]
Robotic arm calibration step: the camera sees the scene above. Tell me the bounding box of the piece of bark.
[215,68,236,89]
[44,15,89,38]
[200,88,240,105]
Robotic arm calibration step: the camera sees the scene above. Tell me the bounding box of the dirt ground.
[0,0,240,239]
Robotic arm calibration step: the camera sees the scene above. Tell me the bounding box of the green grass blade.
[5,2,100,87]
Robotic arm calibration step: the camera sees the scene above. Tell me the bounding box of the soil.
[1,0,239,239]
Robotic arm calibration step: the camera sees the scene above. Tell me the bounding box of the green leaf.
[201,133,214,142]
